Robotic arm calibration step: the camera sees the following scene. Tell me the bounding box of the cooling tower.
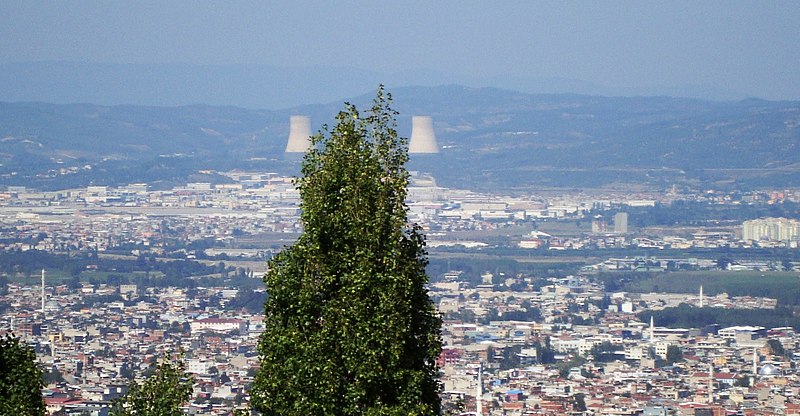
[285,115,312,153]
[408,116,439,154]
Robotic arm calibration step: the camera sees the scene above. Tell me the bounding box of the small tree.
[589,341,622,363]
[42,366,66,385]
[111,356,193,416]
[767,338,786,358]
[782,259,793,272]
[573,393,587,412]
[716,257,732,270]
[252,87,442,415]
[0,334,45,415]
[666,344,684,365]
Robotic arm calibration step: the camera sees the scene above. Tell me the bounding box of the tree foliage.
[639,305,800,331]
[666,344,683,365]
[603,271,800,307]
[0,334,45,415]
[111,356,193,416]
[767,338,786,358]
[252,87,442,415]
[573,393,587,412]
[589,341,622,363]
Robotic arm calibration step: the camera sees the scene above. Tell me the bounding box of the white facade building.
[190,318,247,334]
[742,217,800,242]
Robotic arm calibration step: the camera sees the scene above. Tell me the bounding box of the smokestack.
[408,116,439,154]
[285,115,312,153]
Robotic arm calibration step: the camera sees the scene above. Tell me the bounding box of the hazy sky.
[1,1,799,100]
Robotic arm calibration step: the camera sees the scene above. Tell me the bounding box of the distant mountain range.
[0,61,750,109]
[1,85,798,191]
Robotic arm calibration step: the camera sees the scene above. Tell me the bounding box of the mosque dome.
[758,363,780,377]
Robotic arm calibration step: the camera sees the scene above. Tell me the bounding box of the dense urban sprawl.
[2,172,800,415]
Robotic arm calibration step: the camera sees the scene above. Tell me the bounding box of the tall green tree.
[252,87,442,416]
[111,356,193,416]
[0,334,45,415]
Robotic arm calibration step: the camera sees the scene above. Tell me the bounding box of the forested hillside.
[2,86,798,191]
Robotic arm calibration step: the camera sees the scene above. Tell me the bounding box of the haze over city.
[2,2,800,416]
[1,1,799,107]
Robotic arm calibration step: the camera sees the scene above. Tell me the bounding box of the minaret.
[699,285,704,308]
[649,315,655,340]
[752,348,758,383]
[476,361,483,416]
[41,268,45,313]
[408,116,439,154]
[285,115,312,153]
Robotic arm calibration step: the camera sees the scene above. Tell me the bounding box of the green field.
[606,270,800,306]
[8,270,163,286]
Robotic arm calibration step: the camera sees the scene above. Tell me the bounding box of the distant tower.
[41,269,45,313]
[285,115,312,153]
[408,116,439,154]
[699,285,704,308]
[614,212,628,234]
[649,316,655,340]
[752,348,758,378]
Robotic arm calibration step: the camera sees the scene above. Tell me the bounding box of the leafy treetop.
[253,86,442,416]
[110,354,193,416]
[0,334,45,416]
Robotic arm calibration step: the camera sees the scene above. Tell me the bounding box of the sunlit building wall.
[742,217,800,242]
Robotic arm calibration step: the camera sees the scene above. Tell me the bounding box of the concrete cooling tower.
[408,116,439,154]
[285,115,312,153]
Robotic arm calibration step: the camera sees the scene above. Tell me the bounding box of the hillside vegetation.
[1,86,798,191]
[600,271,800,306]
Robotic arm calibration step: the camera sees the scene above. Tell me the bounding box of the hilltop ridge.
[1,86,798,191]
